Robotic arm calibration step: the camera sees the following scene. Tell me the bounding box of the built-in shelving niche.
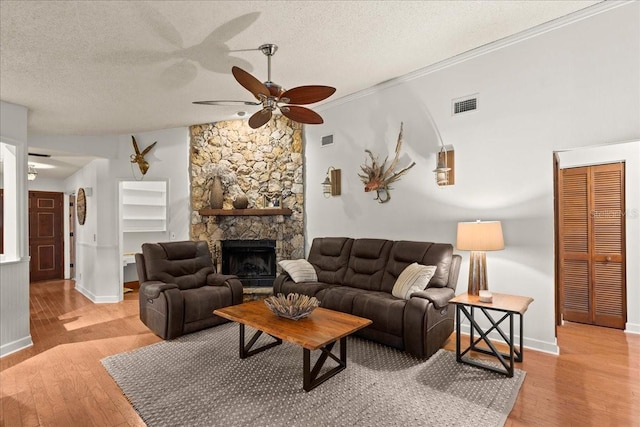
[121,181,167,232]
[119,180,168,289]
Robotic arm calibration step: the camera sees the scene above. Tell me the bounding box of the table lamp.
[456,220,504,296]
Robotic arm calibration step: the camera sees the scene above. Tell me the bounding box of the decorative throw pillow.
[278,259,318,283]
[391,263,437,300]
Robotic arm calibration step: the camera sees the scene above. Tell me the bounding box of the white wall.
[0,100,32,357]
[305,2,640,352]
[113,128,191,248]
[58,127,190,302]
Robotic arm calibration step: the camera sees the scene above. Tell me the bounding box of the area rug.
[102,323,525,427]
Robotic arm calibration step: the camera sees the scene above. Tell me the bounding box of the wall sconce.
[321,167,341,198]
[27,164,38,181]
[433,145,455,186]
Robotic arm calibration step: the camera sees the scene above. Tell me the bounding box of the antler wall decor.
[358,122,416,203]
[130,136,157,178]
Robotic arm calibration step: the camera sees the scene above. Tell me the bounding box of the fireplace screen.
[221,240,276,287]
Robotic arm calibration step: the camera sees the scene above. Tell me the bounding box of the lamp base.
[468,251,488,296]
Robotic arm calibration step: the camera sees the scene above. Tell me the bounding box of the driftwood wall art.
[130,136,157,178]
[358,122,416,203]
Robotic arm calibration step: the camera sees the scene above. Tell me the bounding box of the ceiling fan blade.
[280,86,336,105]
[248,109,273,128]
[192,100,261,106]
[280,105,324,124]
[232,66,269,99]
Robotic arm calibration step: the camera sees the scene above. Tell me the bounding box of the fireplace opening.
[221,240,276,287]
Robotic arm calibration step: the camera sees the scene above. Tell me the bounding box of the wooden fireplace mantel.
[198,208,292,217]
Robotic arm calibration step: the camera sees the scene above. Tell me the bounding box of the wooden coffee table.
[214,300,372,391]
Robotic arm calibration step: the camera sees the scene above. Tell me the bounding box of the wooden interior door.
[29,191,64,282]
[69,194,76,279]
[558,163,626,329]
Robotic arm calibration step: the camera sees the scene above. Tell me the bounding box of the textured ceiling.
[0,1,602,177]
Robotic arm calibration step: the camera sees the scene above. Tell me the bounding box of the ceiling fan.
[193,44,336,129]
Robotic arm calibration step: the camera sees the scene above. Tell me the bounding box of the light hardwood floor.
[1,280,638,426]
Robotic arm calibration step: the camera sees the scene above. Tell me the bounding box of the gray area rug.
[102,323,525,427]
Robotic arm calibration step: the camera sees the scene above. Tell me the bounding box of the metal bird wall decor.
[358,122,416,203]
[130,136,157,178]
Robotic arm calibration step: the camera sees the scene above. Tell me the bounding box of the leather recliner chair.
[135,240,243,339]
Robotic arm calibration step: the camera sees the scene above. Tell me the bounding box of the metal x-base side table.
[451,292,533,377]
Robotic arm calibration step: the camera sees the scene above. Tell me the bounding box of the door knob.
[605,256,612,262]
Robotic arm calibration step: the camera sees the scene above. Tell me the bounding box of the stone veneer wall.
[189,116,304,269]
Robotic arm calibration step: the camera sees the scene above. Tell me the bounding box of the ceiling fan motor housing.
[259,43,278,57]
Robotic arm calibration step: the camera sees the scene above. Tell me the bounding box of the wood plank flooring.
[1,280,639,426]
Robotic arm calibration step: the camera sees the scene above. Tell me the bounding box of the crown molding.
[317,1,632,112]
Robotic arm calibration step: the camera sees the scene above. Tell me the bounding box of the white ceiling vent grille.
[452,94,478,115]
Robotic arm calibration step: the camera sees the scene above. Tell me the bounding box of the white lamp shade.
[456,221,504,251]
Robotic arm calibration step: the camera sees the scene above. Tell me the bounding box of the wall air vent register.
[452,94,478,115]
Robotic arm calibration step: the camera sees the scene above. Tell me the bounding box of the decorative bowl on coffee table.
[264,293,319,320]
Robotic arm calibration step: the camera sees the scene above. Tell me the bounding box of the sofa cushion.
[343,239,393,291]
[320,286,371,313]
[391,263,437,299]
[421,243,454,288]
[381,241,455,290]
[307,237,354,284]
[278,259,318,283]
[352,292,405,338]
[143,241,214,290]
[277,281,337,299]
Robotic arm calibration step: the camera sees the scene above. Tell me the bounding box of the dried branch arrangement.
[358,122,416,203]
[264,293,320,320]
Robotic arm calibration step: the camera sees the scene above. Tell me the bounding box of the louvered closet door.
[558,163,626,329]
[591,164,626,328]
[559,167,591,324]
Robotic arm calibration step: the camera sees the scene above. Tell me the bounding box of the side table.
[450,292,533,377]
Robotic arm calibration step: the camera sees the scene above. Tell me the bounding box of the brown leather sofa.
[273,237,461,359]
[136,241,243,339]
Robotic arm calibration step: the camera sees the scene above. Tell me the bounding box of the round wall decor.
[77,187,86,225]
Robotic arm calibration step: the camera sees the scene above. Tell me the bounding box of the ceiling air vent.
[452,94,478,116]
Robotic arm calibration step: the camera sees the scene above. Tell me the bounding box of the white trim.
[0,256,30,265]
[625,323,640,334]
[457,323,560,355]
[74,283,120,304]
[0,335,33,358]
[317,0,631,112]
[77,242,118,249]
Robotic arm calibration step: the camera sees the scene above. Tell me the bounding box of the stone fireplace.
[189,116,305,289]
[221,239,276,287]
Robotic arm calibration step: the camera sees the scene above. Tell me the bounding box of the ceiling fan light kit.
[194,44,336,129]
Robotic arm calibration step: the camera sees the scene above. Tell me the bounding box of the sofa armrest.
[207,274,243,304]
[207,274,237,286]
[411,287,455,309]
[141,281,179,300]
[272,273,292,295]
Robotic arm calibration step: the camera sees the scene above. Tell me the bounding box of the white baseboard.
[0,335,33,358]
[625,322,640,334]
[457,324,559,355]
[75,283,120,304]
